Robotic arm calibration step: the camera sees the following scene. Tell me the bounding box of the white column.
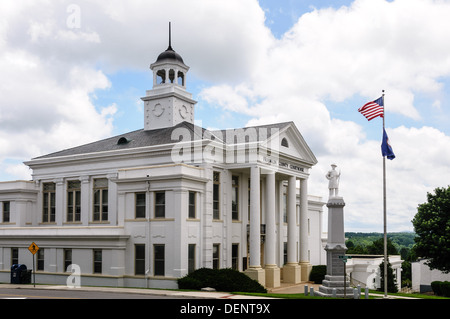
[299,178,309,263]
[299,178,311,281]
[265,172,276,266]
[265,171,280,288]
[165,69,169,84]
[175,68,179,85]
[80,176,90,225]
[107,174,118,225]
[287,175,297,263]
[249,166,261,268]
[245,166,265,286]
[55,178,64,226]
[241,176,249,270]
[283,175,301,283]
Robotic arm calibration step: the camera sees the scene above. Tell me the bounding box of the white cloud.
[0,2,117,179]
[1,0,273,78]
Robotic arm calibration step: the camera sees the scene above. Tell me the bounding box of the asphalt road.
[0,287,184,299]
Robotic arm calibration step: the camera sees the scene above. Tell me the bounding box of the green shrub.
[309,265,327,284]
[440,281,450,297]
[431,281,443,296]
[177,276,203,290]
[431,281,450,297]
[177,268,267,293]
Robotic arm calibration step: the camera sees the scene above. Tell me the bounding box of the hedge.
[177,268,267,293]
[309,265,327,284]
[431,281,450,297]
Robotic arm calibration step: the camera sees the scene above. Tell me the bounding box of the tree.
[412,186,450,273]
[346,243,368,254]
[379,259,398,293]
[367,237,398,255]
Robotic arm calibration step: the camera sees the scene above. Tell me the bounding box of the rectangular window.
[11,248,18,265]
[188,191,196,219]
[154,192,165,218]
[2,201,10,223]
[67,181,81,222]
[188,244,196,274]
[93,249,102,274]
[135,193,146,219]
[37,249,44,271]
[213,244,220,269]
[213,172,220,220]
[93,179,108,222]
[135,244,145,275]
[43,182,56,223]
[232,175,239,220]
[64,249,72,272]
[154,244,165,276]
[283,242,288,265]
[232,243,239,271]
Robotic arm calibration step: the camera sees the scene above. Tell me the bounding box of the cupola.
[150,22,189,88]
[141,23,197,131]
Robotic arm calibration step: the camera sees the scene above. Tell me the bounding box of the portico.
[242,160,313,288]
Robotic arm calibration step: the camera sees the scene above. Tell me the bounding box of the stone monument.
[317,164,351,298]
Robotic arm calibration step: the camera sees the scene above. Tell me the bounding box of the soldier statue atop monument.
[325,164,341,198]
[317,163,350,298]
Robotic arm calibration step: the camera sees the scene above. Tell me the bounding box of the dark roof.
[33,121,293,160]
[156,46,185,64]
[34,122,204,160]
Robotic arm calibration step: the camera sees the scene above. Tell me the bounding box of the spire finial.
[168,22,173,50]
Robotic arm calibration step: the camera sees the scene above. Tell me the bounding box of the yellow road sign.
[28,242,39,255]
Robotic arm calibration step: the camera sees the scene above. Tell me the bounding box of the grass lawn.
[234,289,450,299]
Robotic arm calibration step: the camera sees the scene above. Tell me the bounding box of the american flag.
[358,96,384,121]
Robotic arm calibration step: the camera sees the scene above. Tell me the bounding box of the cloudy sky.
[2,0,450,232]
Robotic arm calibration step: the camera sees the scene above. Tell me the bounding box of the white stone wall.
[412,259,450,293]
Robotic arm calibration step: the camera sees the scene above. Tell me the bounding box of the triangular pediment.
[260,122,318,167]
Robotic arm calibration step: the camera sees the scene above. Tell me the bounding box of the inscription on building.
[262,156,304,172]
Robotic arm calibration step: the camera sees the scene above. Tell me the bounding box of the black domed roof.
[156,45,184,64]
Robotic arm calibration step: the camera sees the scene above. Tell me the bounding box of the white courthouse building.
[0,37,325,289]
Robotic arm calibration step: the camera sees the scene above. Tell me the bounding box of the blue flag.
[381,129,395,160]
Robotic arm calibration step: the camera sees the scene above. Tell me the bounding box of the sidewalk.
[268,282,321,294]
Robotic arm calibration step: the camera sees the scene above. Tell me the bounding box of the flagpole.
[382,89,388,298]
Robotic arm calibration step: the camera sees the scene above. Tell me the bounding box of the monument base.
[316,275,352,298]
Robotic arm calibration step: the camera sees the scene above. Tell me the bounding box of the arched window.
[281,138,289,148]
[169,69,175,83]
[156,69,166,84]
[177,71,185,86]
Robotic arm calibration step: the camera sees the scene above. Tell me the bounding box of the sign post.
[339,255,352,298]
[28,242,39,287]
